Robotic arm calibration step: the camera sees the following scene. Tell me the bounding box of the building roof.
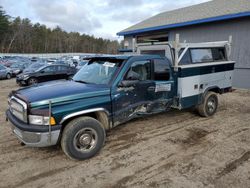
[117,0,250,36]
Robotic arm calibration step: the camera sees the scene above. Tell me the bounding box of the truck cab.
[6,38,235,160]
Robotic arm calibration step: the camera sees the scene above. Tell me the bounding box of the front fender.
[60,108,110,124]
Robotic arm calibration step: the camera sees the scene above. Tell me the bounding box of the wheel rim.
[207,97,216,114]
[7,74,11,79]
[73,128,98,153]
[29,78,37,84]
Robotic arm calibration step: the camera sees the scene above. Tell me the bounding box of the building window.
[137,33,168,43]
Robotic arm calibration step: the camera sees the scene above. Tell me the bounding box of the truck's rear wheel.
[61,117,105,160]
[197,91,218,117]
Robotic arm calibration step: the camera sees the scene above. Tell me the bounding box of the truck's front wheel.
[61,117,105,160]
[197,91,218,117]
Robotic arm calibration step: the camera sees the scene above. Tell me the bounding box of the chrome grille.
[9,97,27,123]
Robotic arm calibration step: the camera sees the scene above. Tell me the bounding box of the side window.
[127,60,151,81]
[212,48,226,61]
[179,49,192,65]
[191,49,213,63]
[58,66,68,71]
[43,66,56,73]
[154,59,170,81]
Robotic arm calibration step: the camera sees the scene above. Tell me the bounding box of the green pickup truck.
[6,41,235,160]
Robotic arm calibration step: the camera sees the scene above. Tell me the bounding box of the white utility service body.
[136,35,235,109]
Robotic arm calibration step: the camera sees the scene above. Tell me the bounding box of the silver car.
[0,64,12,79]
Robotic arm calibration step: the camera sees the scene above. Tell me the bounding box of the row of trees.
[0,7,120,54]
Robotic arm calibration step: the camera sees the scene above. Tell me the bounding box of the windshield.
[73,59,123,84]
[10,63,21,68]
[28,63,45,69]
[79,60,88,66]
[0,64,6,69]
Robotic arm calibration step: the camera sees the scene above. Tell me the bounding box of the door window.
[42,66,56,73]
[58,66,68,71]
[154,59,170,80]
[127,60,151,81]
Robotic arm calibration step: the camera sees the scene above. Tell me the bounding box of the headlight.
[29,115,56,126]
[22,74,29,78]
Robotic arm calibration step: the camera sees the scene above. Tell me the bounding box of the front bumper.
[6,110,61,147]
[16,77,27,85]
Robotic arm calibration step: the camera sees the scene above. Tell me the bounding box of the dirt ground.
[0,79,250,188]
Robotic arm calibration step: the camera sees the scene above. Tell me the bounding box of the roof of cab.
[84,54,163,60]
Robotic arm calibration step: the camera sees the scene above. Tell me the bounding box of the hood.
[11,68,21,72]
[23,69,35,73]
[15,80,110,105]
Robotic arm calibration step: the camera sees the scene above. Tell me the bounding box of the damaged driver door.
[112,58,174,126]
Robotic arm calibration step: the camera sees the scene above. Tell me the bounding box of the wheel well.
[61,111,110,132]
[199,87,220,104]
[207,87,221,94]
[28,77,36,80]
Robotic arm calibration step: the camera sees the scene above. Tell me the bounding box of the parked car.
[0,64,12,79]
[46,58,58,65]
[76,60,89,70]
[0,56,31,67]
[0,59,13,67]
[16,64,77,85]
[10,62,31,76]
[30,57,39,62]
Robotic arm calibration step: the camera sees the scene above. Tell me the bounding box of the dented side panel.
[111,56,176,127]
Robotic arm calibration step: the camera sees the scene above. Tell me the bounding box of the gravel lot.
[0,79,250,188]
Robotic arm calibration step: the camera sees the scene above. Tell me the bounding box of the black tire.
[6,73,11,79]
[61,117,106,160]
[197,91,218,117]
[28,77,38,85]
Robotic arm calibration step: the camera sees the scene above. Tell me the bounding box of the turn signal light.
[50,117,56,126]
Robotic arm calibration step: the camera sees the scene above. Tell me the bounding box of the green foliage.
[0,6,10,41]
[0,7,120,53]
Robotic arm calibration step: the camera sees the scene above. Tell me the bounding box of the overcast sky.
[0,0,209,40]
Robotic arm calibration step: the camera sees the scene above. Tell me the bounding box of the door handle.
[147,86,155,92]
